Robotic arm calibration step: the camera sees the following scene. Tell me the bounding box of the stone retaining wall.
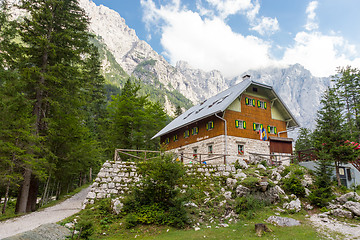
[84,160,239,205]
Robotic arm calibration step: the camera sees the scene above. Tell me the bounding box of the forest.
[0,0,168,215]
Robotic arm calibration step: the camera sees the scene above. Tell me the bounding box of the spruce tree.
[9,0,105,213]
[313,87,358,186]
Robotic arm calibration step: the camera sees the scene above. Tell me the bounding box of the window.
[193,148,198,159]
[208,145,213,154]
[191,126,199,135]
[245,97,256,107]
[184,130,190,138]
[173,134,178,142]
[253,123,263,132]
[257,100,267,109]
[164,138,170,144]
[206,121,214,130]
[267,126,277,134]
[235,120,246,129]
[238,145,244,155]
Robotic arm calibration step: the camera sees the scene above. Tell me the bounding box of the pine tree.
[295,128,313,153]
[334,67,360,141]
[10,0,105,213]
[174,105,183,118]
[313,87,358,186]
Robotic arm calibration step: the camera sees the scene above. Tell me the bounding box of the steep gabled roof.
[152,79,299,139]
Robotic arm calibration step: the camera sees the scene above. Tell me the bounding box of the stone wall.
[84,161,139,205]
[168,135,270,165]
[84,160,239,205]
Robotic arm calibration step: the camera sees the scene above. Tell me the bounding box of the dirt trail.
[0,187,90,239]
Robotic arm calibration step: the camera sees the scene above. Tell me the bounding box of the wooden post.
[199,154,202,164]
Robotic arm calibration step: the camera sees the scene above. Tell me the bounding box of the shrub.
[241,177,259,190]
[234,195,269,219]
[122,154,188,228]
[282,174,305,197]
[77,219,94,240]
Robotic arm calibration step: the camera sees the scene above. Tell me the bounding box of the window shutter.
[274,127,277,134]
[243,121,246,129]
[260,124,263,130]
[257,100,260,107]
[206,123,209,130]
[211,121,214,128]
[267,126,270,133]
[252,99,255,107]
[235,120,239,128]
[245,97,249,105]
[253,123,256,131]
[264,102,267,109]
[196,127,198,134]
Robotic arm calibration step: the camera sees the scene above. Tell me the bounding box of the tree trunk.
[89,168,92,182]
[2,179,10,214]
[15,168,32,213]
[26,175,39,212]
[41,173,51,207]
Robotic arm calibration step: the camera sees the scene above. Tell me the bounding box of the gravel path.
[310,214,360,240]
[0,187,90,239]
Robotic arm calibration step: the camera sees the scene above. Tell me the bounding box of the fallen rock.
[112,199,123,215]
[283,198,301,212]
[331,208,353,219]
[337,192,360,204]
[236,159,248,169]
[235,172,247,179]
[266,216,301,227]
[223,191,232,200]
[344,201,360,216]
[226,178,237,188]
[257,164,266,170]
[235,185,250,197]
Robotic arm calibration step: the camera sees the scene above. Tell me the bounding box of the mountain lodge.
[152,77,299,164]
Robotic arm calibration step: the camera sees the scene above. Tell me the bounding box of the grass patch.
[64,203,325,240]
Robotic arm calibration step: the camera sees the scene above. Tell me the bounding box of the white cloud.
[205,0,254,19]
[282,31,360,77]
[305,1,318,31]
[141,0,276,78]
[141,0,360,78]
[251,17,279,36]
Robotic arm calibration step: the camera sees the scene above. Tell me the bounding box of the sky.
[92,0,360,78]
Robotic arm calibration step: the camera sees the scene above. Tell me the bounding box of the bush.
[77,219,94,239]
[241,177,259,190]
[122,154,188,228]
[282,175,305,197]
[234,195,269,219]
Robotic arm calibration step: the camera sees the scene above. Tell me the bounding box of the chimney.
[242,74,251,80]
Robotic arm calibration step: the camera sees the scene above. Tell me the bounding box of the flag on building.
[260,125,267,141]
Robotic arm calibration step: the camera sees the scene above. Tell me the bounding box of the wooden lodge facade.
[152,78,299,164]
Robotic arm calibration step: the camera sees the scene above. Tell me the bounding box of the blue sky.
[92,0,360,78]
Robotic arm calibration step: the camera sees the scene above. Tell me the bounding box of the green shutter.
[274,127,277,135]
[260,124,263,130]
[252,99,255,107]
[253,123,256,131]
[267,126,270,133]
[235,120,239,128]
[264,102,267,109]
[206,123,208,130]
[211,121,214,128]
[243,121,246,129]
[245,97,249,105]
[257,100,260,108]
